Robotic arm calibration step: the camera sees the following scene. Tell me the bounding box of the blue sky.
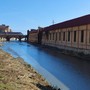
[0,0,90,34]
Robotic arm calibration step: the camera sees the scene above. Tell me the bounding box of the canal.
[1,41,90,90]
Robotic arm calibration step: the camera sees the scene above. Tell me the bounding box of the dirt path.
[0,49,59,90]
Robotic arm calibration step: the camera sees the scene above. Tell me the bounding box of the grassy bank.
[0,49,60,90]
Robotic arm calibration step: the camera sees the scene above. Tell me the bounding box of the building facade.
[28,29,39,43]
[0,24,11,33]
[28,14,90,54]
[42,15,90,54]
[0,24,12,41]
[28,27,43,44]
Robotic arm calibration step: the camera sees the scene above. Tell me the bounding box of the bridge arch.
[0,32,27,42]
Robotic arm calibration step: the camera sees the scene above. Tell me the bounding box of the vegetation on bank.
[0,49,60,90]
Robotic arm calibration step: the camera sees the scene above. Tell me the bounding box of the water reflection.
[1,41,90,90]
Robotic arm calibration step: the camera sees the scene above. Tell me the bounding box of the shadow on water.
[38,45,90,73]
[28,44,90,90]
[35,83,61,90]
[33,44,90,70]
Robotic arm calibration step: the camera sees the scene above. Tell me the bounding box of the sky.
[0,0,90,34]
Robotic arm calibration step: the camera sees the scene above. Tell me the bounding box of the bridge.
[0,32,27,41]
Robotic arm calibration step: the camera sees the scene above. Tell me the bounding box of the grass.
[0,83,15,90]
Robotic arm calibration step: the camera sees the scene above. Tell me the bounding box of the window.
[63,32,65,41]
[56,32,57,41]
[53,33,54,40]
[89,32,90,43]
[59,32,61,41]
[74,31,76,42]
[81,30,84,43]
[50,33,51,40]
[68,31,70,41]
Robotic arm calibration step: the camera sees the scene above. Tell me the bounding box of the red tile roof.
[43,14,90,31]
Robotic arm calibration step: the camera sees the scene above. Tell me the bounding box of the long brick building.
[28,14,90,54]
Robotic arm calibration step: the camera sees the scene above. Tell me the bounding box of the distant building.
[28,29,39,43]
[0,24,11,33]
[0,24,12,41]
[28,27,43,44]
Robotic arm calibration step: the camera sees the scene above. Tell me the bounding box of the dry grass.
[0,49,57,90]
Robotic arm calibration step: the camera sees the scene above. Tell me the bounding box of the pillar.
[6,37,10,41]
[19,36,21,42]
[27,30,29,42]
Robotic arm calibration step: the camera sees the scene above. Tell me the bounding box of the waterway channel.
[1,41,90,90]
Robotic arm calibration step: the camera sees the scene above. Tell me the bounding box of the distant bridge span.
[0,32,27,41]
